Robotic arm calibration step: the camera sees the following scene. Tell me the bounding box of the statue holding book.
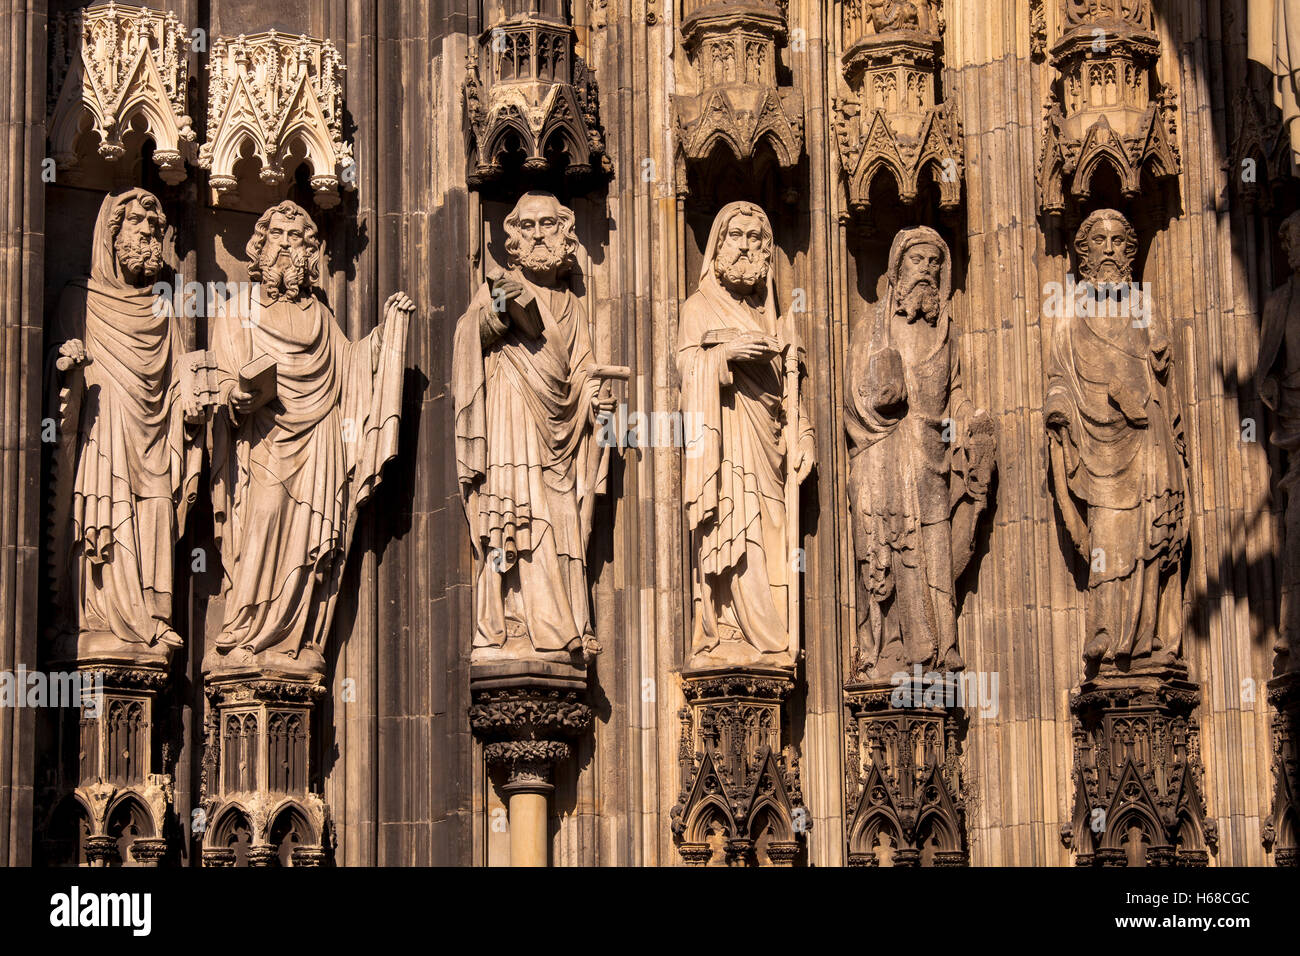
[206,200,413,678]
[677,201,815,670]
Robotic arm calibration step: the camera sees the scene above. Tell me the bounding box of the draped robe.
[677,261,812,666]
[209,290,407,667]
[1045,299,1187,662]
[453,273,608,656]
[845,296,971,671]
[49,190,200,652]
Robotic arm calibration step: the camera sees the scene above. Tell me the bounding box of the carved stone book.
[239,353,278,412]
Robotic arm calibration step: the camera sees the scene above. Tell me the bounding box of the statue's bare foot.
[1083,633,1110,663]
[941,648,964,672]
[154,627,184,649]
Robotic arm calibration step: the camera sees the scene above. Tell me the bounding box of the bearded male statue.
[845,226,995,676]
[47,187,205,664]
[1257,210,1300,663]
[1046,208,1188,671]
[677,201,815,669]
[453,191,617,666]
[206,200,413,678]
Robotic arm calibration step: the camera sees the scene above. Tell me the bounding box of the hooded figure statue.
[677,201,815,669]
[48,187,203,663]
[845,226,995,676]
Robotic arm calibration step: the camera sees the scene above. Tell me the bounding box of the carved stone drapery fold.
[672,0,805,199]
[1062,668,1215,866]
[670,668,807,866]
[47,2,196,184]
[197,31,354,208]
[832,2,963,215]
[464,5,609,191]
[1036,4,1179,217]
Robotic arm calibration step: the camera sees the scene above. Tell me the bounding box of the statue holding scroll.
[677,201,815,670]
[207,200,413,677]
[453,191,621,666]
[845,226,995,676]
[1046,208,1188,670]
[47,187,205,664]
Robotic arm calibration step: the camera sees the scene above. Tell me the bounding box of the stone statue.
[47,187,204,664]
[207,200,413,677]
[1257,209,1300,662]
[1046,208,1188,670]
[453,191,617,667]
[677,201,815,669]
[845,226,995,676]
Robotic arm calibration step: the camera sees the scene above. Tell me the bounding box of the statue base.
[1062,665,1215,866]
[37,664,175,866]
[670,665,806,866]
[468,659,593,867]
[199,673,332,867]
[843,675,968,866]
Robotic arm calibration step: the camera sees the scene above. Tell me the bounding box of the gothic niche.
[464,0,609,192]
[671,202,815,865]
[832,0,963,217]
[40,188,208,866]
[1037,0,1181,219]
[47,2,197,186]
[1258,211,1300,866]
[198,31,355,209]
[1046,209,1212,864]
[842,226,994,866]
[672,0,805,203]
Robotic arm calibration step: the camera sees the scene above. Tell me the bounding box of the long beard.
[714,246,767,294]
[517,236,568,274]
[114,234,163,282]
[260,249,310,302]
[897,276,940,324]
[1081,258,1132,285]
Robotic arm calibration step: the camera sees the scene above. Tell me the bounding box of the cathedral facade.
[0,0,1298,867]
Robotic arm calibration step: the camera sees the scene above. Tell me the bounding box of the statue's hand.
[1109,382,1148,426]
[584,376,617,425]
[724,331,776,364]
[793,433,815,484]
[56,338,89,372]
[867,346,906,410]
[489,274,524,315]
[229,386,255,416]
[1261,375,1281,411]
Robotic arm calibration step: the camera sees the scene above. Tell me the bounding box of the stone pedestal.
[199,674,331,867]
[41,664,175,867]
[844,676,967,866]
[468,660,593,867]
[1063,666,1214,866]
[670,667,806,866]
[1265,672,1300,866]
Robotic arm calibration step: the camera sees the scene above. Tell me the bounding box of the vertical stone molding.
[832,0,963,216]
[1037,0,1180,218]
[47,2,196,184]
[199,676,331,867]
[463,0,609,191]
[197,31,354,208]
[672,0,805,201]
[671,669,806,866]
[844,677,966,865]
[1063,668,1214,866]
